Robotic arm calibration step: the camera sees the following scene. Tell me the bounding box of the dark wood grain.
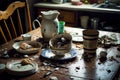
[0,27,120,80]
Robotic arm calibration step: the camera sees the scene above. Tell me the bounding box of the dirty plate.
[72,35,83,42]
[6,60,38,76]
[13,41,42,54]
[70,33,83,42]
[41,49,77,60]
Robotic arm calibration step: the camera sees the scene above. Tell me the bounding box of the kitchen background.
[0,0,120,33]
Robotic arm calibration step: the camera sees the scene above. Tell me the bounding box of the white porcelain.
[41,49,77,60]
[21,34,32,41]
[6,60,38,76]
[33,10,60,41]
[13,41,42,54]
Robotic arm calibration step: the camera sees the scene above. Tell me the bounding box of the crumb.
[76,45,83,49]
[21,58,32,65]
[20,42,32,50]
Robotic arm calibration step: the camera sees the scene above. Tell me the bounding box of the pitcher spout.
[41,10,60,20]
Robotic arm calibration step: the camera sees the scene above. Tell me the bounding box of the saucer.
[41,49,77,60]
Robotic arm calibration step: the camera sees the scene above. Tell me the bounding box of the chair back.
[0,0,32,44]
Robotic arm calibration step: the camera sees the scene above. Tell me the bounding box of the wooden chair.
[0,0,32,44]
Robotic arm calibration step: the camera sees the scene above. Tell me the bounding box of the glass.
[91,17,99,29]
[58,21,65,34]
[80,16,89,29]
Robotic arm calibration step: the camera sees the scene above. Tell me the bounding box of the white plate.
[72,35,83,42]
[6,60,38,76]
[13,41,42,54]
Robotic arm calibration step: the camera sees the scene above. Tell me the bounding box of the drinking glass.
[80,16,89,29]
[58,21,65,34]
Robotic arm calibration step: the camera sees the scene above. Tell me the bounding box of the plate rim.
[41,49,77,60]
[12,41,42,54]
[6,60,38,76]
[72,35,83,42]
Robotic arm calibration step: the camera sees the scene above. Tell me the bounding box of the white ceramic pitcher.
[33,10,60,41]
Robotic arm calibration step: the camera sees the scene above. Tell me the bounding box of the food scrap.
[21,58,32,65]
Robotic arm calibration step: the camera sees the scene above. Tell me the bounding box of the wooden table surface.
[0,27,120,80]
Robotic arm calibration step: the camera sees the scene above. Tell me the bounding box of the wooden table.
[0,27,120,80]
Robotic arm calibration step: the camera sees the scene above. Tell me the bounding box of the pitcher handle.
[33,18,41,29]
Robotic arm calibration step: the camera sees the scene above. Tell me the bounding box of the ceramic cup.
[83,29,99,53]
[21,34,32,41]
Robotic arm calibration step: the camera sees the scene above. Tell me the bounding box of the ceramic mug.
[21,34,32,41]
[83,29,99,53]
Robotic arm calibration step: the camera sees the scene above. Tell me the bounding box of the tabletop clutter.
[0,10,74,77]
[0,10,120,80]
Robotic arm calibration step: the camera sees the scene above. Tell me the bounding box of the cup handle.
[33,18,41,29]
